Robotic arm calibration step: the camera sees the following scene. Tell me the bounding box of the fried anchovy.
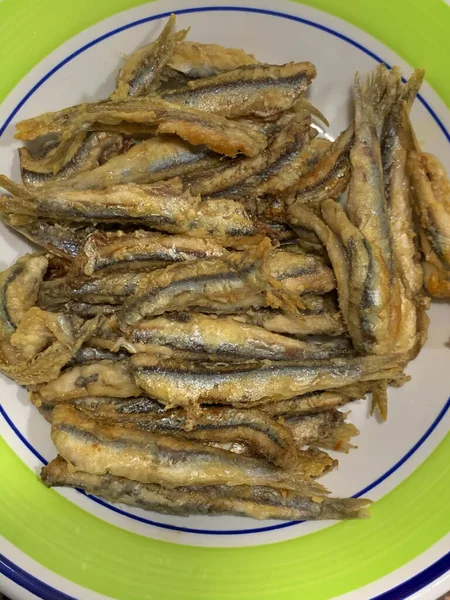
[19,132,124,187]
[50,404,332,490]
[120,313,352,361]
[119,241,284,325]
[0,181,262,237]
[188,113,311,196]
[40,244,269,308]
[241,307,346,337]
[260,385,369,418]
[1,309,99,385]
[33,360,142,402]
[408,148,450,297]
[42,456,371,520]
[112,15,188,98]
[284,125,353,207]
[382,70,424,297]
[0,214,89,259]
[165,41,258,79]
[381,69,428,355]
[15,97,268,158]
[162,62,316,119]
[131,354,403,409]
[71,231,228,276]
[344,69,399,355]
[0,253,48,364]
[44,398,297,469]
[284,410,359,453]
[48,136,221,190]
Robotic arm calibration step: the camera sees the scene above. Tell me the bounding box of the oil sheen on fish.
[381,69,428,355]
[42,456,371,520]
[266,250,335,295]
[15,97,268,158]
[408,149,450,298]
[162,62,316,119]
[50,404,332,490]
[120,313,352,361]
[131,353,403,409]
[345,69,399,354]
[284,125,353,207]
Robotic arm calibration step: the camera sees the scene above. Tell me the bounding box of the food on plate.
[1,14,448,522]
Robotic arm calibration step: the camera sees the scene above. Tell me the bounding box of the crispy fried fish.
[0,253,48,364]
[408,149,450,298]
[266,250,335,295]
[112,15,188,98]
[19,132,125,187]
[15,97,268,158]
[47,136,221,190]
[162,62,316,119]
[71,231,228,276]
[188,113,311,196]
[284,409,359,453]
[42,456,371,520]
[43,397,298,469]
[131,354,403,409]
[165,41,258,79]
[119,313,352,361]
[0,181,263,238]
[1,309,99,385]
[33,359,142,401]
[50,404,332,490]
[0,214,89,259]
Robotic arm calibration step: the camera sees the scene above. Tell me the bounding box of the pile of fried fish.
[0,16,449,521]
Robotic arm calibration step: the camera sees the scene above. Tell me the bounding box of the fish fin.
[370,379,388,421]
[402,68,425,110]
[401,104,421,152]
[0,175,31,198]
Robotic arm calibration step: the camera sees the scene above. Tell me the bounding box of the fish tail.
[402,68,425,111]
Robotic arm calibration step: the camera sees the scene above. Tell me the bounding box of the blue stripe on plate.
[0,5,449,600]
[1,550,449,600]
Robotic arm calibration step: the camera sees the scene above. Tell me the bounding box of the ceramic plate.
[0,1,449,598]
